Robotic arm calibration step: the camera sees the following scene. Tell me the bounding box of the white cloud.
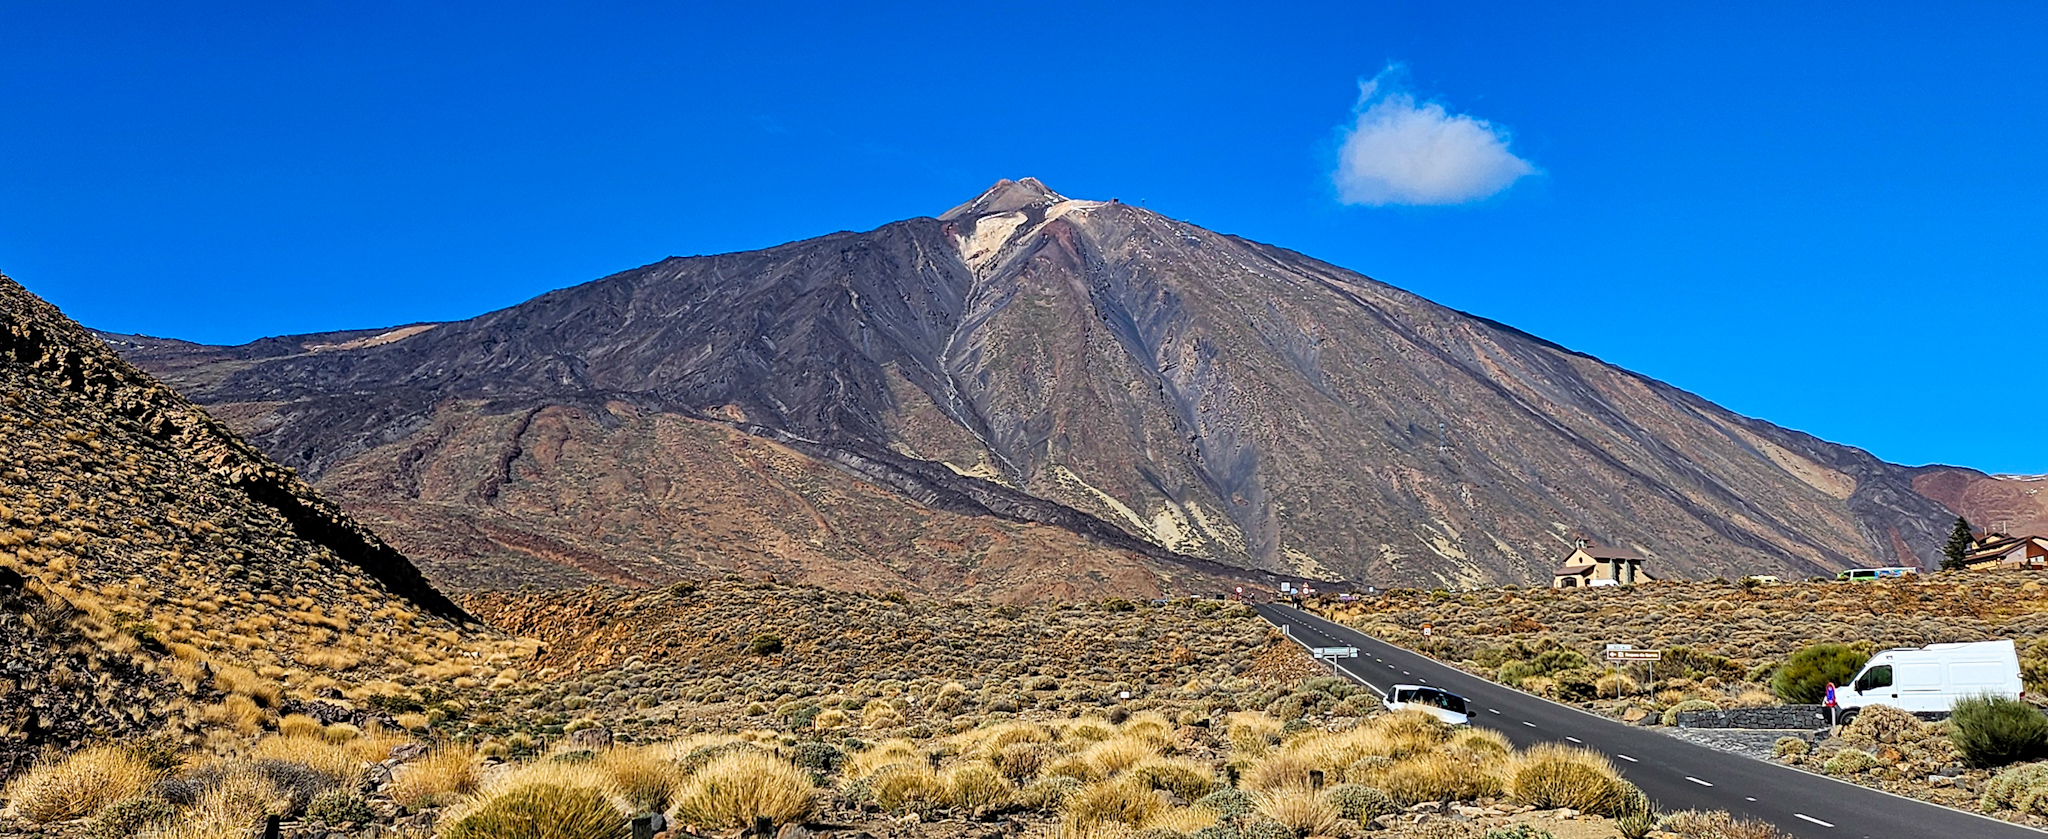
[1332,70,1535,206]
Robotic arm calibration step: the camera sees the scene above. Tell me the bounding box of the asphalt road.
[1254,603,2044,839]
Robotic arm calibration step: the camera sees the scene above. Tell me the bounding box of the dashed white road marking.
[1745,797,1756,802]
[1616,754,1638,762]
[1488,709,1501,715]
[1685,776,1714,787]
[1522,721,1536,728]
[1794,814,1835,828]
[1565,736,1582,744]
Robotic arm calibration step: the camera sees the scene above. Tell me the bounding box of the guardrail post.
[262,814,281,839]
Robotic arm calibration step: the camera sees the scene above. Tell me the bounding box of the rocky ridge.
[0,272,520,773]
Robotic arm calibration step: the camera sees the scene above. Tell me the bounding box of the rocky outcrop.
[0,273,507,769]
[2,277,466,622]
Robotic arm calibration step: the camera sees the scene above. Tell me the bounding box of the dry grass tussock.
[1,745,159,822]
[671,750,816,829]
[1508,743,1629,815]
[387,745,481,810]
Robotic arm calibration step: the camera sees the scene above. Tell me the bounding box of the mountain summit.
[940,177,1068,220]
[108,180,1956,594]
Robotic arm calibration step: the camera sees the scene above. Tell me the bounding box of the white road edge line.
[1686,776,1714,787]
[1794,814,1835,828]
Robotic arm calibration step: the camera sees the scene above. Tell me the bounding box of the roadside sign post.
[1603,647,1661,698]
[1311,646,1359,676]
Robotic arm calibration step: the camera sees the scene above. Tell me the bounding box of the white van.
[1838,640,2023,714]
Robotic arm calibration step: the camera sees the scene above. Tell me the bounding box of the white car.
[1385,684,1470,725]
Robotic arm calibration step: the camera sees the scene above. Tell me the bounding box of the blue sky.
[3,2,2044,473]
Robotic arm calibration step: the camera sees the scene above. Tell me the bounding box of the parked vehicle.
[1835,567,1918,582]
[1838,640,2023,714]
[1385,683,1470,725]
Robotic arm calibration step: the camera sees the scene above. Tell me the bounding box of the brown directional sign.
[1604,649,1662,661]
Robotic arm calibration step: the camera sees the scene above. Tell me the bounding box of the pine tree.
[1942,516,1976,570]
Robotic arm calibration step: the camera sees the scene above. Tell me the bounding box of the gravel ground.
[1658,727,1822,761]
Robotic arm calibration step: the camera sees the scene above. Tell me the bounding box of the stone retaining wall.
[1674,705,1831,729]
[1675,704,1949,729]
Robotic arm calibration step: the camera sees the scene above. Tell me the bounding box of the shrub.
[748,634,785,655]
[1226,712,1282,758]
[442,783,627,839]
[1660,646,1743,682]
[1770,644,1869,704]
[87,797,176,839]
[1616,805,1657,839]
[251,759,335,816]
[1485,826,1557,839]
[389,746,481,809]
[1951,695,2048,767]
[1772,737,1809,757]
[673,750,816,829]
[1507,744,1624,815]
[844,739,919,780]
[159,766,271,839]
[1377,751,1500,804]
[306,789,373,825]
[1657,809,1793,839]
[995,742,1060,782]
[1533,649,1589,674]
[1061,777,1163,835]
[943,761,1012,814]
[1252,786,1339,836]
[1017,776,1083,812]
[1497,661,1541,684]
[791,741,847,773]
[1660,699,1720,726]
[1138,805,1222,834]
[1194,788,1256,819]
[595,747,678,814]
[1129,756,1218,800]
[1082,735,1158,777]
[1981,762,2048,814]
[1822,748,1877,776]
[679,740,766,776]
[1595,672,1638,697]
[1843,703,1924,745]
[2,745,160,823]
[1323,783,1395,822]
[1242,751,1315,792]
[249,735,363,786]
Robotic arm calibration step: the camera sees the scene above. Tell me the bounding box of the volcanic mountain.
[105,178,1959,594]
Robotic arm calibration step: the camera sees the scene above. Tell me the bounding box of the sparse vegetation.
[1771,643,1869,704]
[1950,694,2048,768]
